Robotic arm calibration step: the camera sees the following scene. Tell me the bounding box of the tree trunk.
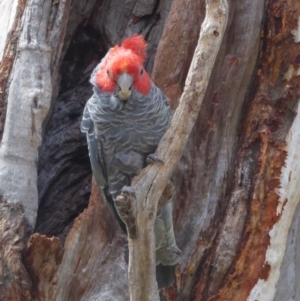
[0,0,299,301]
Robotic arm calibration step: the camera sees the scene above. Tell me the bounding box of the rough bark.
[0,0,300,300]
[0,201,31,301]
[54,180,129,301]
[155,0,265,298]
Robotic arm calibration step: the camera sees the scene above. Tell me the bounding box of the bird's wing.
[81,52,112,187]
[81,100,127,232]
[81,101,107,187]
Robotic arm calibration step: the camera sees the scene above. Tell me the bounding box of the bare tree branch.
[123,0,229,300]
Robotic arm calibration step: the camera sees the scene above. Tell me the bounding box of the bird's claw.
[158,181,174,208]
[156,246,181,266]
[146,153,164,165]
[120,186,136,198]
[115,186,137,239]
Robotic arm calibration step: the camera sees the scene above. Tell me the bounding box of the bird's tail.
[124,244,177,289]
[123,184,181,289]
[156,264,176,290]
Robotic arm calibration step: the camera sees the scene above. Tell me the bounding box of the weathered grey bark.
[0,0,72,226]
[274,202,300,301]
[0,0,300,300]
[0,0,72,299]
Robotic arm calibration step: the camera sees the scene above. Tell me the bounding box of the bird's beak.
[117,73,133,100]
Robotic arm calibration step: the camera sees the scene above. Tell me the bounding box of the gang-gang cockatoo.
[81,35,180,289]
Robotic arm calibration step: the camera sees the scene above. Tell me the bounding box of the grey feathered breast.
[81,63,171,207]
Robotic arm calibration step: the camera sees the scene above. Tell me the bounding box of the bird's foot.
[146,153,164,165]
[156,246,181,266]
[115,186,137,239]
[158,181,175,209]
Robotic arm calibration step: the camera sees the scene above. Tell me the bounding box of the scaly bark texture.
[25,235,63,301]
[0,201,31,301]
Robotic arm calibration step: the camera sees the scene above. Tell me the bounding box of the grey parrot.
[80,35,180,289]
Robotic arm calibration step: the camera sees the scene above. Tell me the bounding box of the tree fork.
[123,0,229,300]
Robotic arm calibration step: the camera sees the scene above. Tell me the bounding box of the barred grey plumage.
[81,52,180,288]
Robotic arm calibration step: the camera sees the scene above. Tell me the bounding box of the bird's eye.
[140,68,144,75]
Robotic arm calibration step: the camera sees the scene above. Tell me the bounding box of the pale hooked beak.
[117,73,133,100]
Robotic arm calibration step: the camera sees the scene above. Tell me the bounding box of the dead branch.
[123,0,229,300]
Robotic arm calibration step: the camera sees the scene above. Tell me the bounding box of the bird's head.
[95,35,151,101]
